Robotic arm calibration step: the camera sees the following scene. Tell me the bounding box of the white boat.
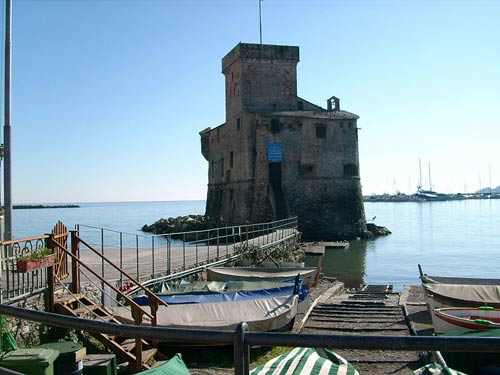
[433,306,500,334]
[206,266,318,287]
[111,294,298,332]
[422,282,500,310]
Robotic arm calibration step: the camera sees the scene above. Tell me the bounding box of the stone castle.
[200,43,367,240]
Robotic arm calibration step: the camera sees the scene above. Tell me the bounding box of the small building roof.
[267,110,359,120]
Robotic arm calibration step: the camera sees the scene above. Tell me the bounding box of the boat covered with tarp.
[423,283,500,310]
[132,280,308,305]
[134,284,305,305]
[419,264,500,286]
[207,266,318,287]
[111,294,298,332]
[249,347,359,375]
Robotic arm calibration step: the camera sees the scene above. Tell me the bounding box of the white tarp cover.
[422,274,500,286]
[424,283,500,307]
[249,347,359,375]
[207,267,317,286]
[112,294,298,331]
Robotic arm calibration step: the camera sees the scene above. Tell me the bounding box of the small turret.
[327,96,340,111]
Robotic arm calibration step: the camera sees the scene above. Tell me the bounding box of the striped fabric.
[250,347,359,375]
[408,363,468,375]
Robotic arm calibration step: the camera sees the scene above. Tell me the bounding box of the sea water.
[11,199,500,292]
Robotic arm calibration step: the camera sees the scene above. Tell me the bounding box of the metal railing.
[1,303,500,375]
[76,217,299,286]
[0,235,50,303]
[0,217,299,305]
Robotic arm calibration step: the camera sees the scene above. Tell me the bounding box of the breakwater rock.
[366,223,392,237]
[142,215,209,239]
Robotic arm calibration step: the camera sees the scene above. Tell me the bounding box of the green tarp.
[250,347,359,375]
[407,363,468,375]
[140,354,190,375]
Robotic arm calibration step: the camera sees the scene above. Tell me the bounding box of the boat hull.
[112,294,298,332]
[433,307,500,334]
[206,266,318,287]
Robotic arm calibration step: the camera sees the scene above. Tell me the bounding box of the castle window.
[230,151,234,167]
[316,124,326,138]
[237,118,241,130]
[348,122,353,129]
[343,163,358,177]
[297,101,304,111]
[230,188,234,202]
[299,163,315,176]
[221,158,225,177]
[217,128,220,143]
[226,170,231,182]
[270,118,280,133]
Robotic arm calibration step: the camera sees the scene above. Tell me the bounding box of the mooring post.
[234,322,249,375]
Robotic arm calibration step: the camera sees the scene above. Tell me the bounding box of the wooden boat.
[206,266,319,287]
[433,306,500,334]
[419,265,500,286]
[111,294,298,332]
[132,279,308,306]
[422,282,500,311]
[249,347,359,375]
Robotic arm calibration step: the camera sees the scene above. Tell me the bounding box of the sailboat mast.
[428,163,432,191]
[418,158,422,191]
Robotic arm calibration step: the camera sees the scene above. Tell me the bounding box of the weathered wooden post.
[70,231,80,294]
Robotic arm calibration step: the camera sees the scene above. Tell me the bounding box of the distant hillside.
[476,186,500,194]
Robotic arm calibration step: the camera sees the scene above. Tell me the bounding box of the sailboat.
[415,160,450,201]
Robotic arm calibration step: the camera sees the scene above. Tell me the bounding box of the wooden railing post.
[46,233,56,312]
[131,307,144,373]
[150,298,159,348]
[70,231,80,294]
[47,262,55,312]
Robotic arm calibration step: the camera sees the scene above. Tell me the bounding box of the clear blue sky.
[4,0,500,203]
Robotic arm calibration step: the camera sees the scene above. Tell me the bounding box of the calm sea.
[12,199,500,292]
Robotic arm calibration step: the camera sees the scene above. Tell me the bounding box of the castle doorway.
[269,163,288,219]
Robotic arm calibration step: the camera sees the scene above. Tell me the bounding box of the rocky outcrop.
[141,215,209,239]
[366,223,392,237]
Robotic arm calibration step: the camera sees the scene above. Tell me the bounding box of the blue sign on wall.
[267,142,283,163]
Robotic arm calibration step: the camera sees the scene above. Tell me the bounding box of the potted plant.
[16,247,56,272]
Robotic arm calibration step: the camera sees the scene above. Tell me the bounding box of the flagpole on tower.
[259,0,263,44]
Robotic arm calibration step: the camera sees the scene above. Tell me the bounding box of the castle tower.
[222,43,299,128]
[200,43,367,240]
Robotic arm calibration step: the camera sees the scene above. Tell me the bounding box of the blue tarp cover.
[133,284,308,305]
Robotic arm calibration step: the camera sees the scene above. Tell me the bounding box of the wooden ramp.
[300,285,426,375]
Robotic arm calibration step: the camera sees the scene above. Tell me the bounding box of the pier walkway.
[0,217,299,304]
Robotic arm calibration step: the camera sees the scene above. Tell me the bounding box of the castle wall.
[200,42,367,239]
[254,113,366,239]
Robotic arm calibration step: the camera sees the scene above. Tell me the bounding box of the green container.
[39,342,86,375]
[0,348,59,375]
[82,354,117,375]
